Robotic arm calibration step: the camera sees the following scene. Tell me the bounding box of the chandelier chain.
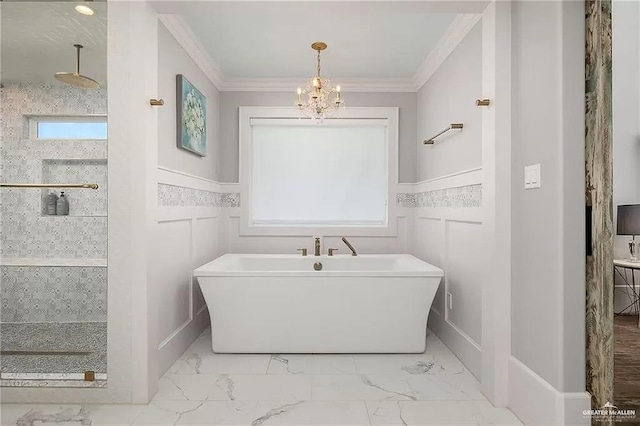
[317,50,321,78]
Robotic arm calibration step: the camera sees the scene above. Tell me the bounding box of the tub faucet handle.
[297,248,308,257]
[328,248,339,256]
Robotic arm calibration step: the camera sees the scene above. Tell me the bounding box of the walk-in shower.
[0,1,108,387]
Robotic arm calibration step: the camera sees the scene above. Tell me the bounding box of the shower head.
[54,44,100,89]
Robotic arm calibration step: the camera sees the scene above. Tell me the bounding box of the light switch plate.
[524,164,541,189]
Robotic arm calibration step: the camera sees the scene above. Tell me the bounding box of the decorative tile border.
[396,184,482,208]
[159,183,479,209]
[396,193,418,208]
[158,184,240,208]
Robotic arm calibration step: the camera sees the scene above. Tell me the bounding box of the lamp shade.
[617,204,640,235]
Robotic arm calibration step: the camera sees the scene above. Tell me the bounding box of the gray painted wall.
[416,22,483,182]
[412,21,484,364]
[511,0,585,392]
[158,23,220,181]
[218,91,417,183]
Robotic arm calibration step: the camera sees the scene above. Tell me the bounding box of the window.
[240,107,398,236]
[31,116,107,139]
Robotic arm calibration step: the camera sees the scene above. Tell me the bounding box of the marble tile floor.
[1,329,521,425]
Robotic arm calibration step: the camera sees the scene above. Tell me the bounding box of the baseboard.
[508,356,591,425]
[428,308,481,379]
[157,307,210,378]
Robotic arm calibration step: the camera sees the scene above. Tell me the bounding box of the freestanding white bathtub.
[193,254,444,353]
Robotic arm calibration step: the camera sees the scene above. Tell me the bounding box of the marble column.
[585,0,614,412]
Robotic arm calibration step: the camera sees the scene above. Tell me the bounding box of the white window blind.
[250,120,388,226]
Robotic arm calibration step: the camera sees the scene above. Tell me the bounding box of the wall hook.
[149,98,164,106]
[476,99,490,107]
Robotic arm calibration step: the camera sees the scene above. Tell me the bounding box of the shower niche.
[40,159,108,217]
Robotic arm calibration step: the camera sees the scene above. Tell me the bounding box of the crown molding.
[220,78,416,93]
[411,13,482,91]
[157,14,225,89]
[159,13,480,93]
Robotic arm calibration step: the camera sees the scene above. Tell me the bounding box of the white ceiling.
[0,1,481,87]
[1,2,107,85]
[151,2,460,80]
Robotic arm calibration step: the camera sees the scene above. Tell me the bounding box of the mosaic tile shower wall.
[0,83,107,259]
[40,159,108,217]
[0,82,107,323]
[1,266,107,323]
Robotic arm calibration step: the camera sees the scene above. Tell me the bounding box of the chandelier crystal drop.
[295,42,344,122]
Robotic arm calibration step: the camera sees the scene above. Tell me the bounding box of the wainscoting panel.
[193,217,219,312]
[445,219,483,346]
[154,219,192,347]
[415,217,444,313]
[154,167,225,377]
[409,168,483,379]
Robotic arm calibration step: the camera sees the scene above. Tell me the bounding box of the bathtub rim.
[193,253,444,278]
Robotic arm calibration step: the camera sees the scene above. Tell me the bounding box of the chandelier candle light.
[295,42,344,121]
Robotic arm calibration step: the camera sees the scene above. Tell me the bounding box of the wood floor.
[615,314,640,421]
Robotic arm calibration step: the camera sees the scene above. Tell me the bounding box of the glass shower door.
[0,0,108,387]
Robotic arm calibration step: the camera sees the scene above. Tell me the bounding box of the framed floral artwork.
[176,74,207,156]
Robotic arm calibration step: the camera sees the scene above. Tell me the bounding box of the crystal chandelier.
[295,42,344,121]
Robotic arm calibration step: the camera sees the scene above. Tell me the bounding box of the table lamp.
[617,204,640,262]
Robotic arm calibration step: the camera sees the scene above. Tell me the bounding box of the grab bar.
[0,183,98,190]
[423,123,463,145]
